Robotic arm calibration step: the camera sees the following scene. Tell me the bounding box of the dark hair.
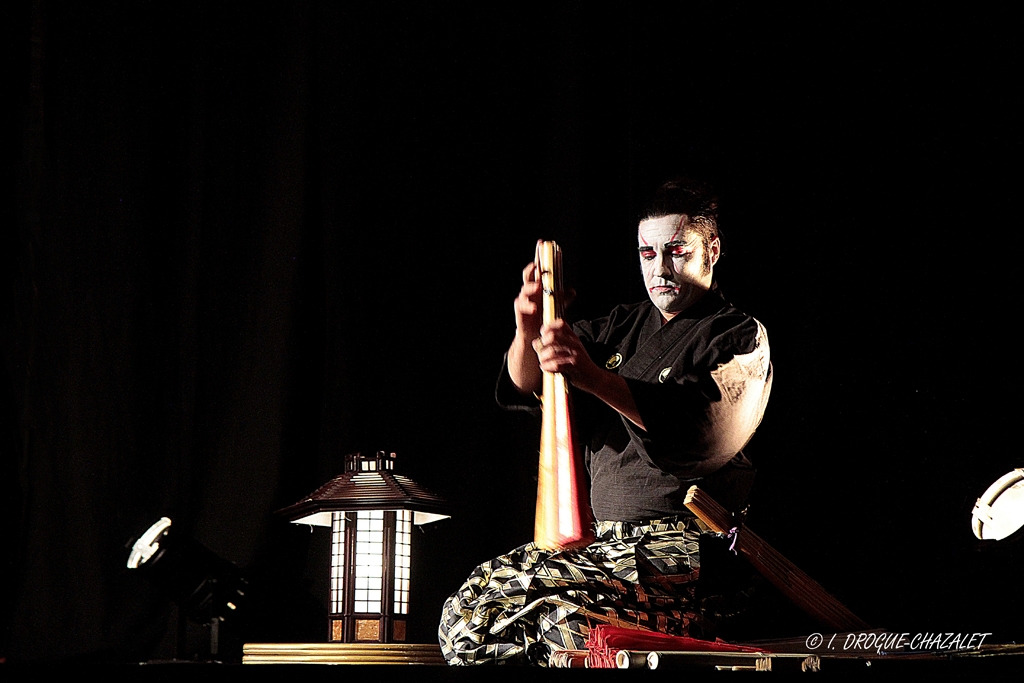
[642,175,721,250]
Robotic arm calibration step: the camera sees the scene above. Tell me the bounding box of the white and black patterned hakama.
[438,517,723,666]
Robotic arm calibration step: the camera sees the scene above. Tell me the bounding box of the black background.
[3,1,1021,663]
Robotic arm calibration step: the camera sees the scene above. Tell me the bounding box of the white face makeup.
[638,214,719,320]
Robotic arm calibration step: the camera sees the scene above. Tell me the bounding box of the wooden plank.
[241,642,446,665]
[684,485,870,632]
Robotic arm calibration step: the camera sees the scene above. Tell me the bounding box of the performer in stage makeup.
[438,177,773,665]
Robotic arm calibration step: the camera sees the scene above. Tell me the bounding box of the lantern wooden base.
[329,616,406,643]
[242,642,445,665]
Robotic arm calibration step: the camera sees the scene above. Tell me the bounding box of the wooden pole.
[684,486,870,632]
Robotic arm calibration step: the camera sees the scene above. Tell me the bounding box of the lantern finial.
[345,450,396,473]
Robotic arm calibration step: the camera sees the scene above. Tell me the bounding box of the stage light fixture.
[127,516,250,658]
[127,516,173,569]
[971,469,1024,541]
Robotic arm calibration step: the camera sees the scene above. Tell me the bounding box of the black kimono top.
[498,287,772,522]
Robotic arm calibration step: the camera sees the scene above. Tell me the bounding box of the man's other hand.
[514,262,543,342]
[533,319,598,386]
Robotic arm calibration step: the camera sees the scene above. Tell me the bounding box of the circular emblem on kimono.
[605,353,623,370]
[658,367,672,383]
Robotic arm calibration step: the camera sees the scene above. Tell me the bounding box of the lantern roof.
[278,451,450,527]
